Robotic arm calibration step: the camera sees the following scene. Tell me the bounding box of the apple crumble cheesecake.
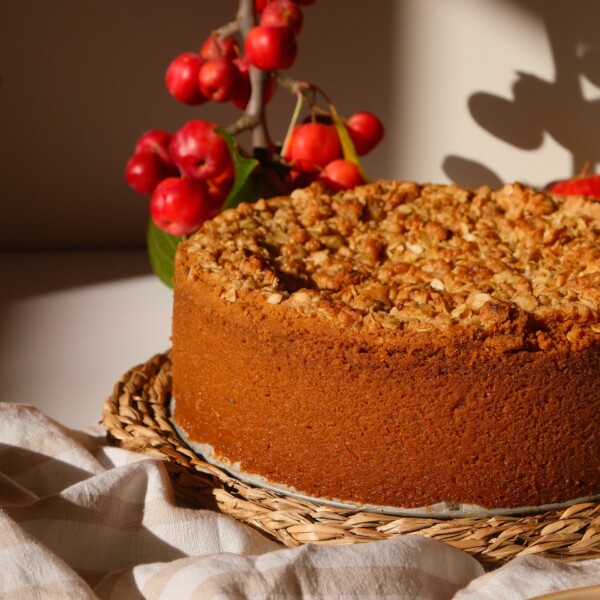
[171,180,600,509]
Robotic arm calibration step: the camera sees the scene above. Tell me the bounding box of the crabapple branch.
[236,0,255,38]
[275,74,333,109]
[126,0,386,242]
[225,0,271,151]
[246,67,270,150]
[214,20,240,40]
[225,113,258,136]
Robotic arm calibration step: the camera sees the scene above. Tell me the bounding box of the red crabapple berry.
[318,159,364,192]
[260,0,304,35]
[345,111,385,155]
[125,153,174,195]
[547,175,600,198]
[245,25,298,71]
[255,0,269,12]
[150,177,212,235]
[284,122,342,173]
[199,35,239,61]
[546,163,600,199]
[165,52,207,105]
[198,58,241,103]
[169,120,232,181]
[134,129,174,168]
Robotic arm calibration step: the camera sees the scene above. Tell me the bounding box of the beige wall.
[393,0,600,187]
[2,1,599,250]
[0,1,396,249]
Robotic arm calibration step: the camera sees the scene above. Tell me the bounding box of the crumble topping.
[178,180,600,346]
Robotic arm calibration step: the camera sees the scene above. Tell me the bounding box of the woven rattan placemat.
[101,351,600,569]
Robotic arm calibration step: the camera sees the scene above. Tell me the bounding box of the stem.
[225,113,258,136]
[280,93,304,158]
[226,2,334,159]
[214,20,240,40]
[275,74,335,109]
[579,161,591,177]
[236,0,254,38]
[247,68,270,150]
[234,0,271,153]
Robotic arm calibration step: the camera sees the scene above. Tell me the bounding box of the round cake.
[171,179,600,511]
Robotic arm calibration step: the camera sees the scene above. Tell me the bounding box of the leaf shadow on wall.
[443,0,600,189]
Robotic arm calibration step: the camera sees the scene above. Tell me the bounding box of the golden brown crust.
[178,180,600,352]
[172,180,600,509]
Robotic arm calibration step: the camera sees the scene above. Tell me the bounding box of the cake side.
[172,268,600,508]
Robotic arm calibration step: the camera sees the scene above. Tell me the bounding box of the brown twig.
[225,113,258,136]
[214,20,240,40]
[236,0,254,38]
[275,73,335,109]
[225,1,340,155]
[224,0,271,152]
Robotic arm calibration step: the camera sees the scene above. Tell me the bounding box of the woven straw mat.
[101,351,600,569]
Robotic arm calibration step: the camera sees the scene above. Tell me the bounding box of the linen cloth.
[1,403,600,599]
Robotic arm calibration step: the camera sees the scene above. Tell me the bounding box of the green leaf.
[331,114,370,183]
[146,219,185,288]
[216,127,261,210]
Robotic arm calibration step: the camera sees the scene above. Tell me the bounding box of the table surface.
[0,251,173,429]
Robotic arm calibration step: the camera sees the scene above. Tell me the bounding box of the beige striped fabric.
[1,403,600,599]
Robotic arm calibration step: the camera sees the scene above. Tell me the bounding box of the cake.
[171,179,600,511]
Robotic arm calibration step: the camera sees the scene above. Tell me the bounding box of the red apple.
[245,25,298,71]
[318,159,364,192]
[150,177,212,235]
[165,52,207,105]
[345,111,385,156]
[125,152,174,195]
[198,58,240,103]
[134,129,174,168]
[260,0,304,35]
[169,120,232,181]
[547,171,600,199]
[199,34,239,61]
[284,122,342,173]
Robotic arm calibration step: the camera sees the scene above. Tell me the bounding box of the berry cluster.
[285,112,384,191]
[126,0,385,237]
[125,123,233,235]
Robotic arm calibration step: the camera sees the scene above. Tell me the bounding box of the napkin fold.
[1,402,599,599]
